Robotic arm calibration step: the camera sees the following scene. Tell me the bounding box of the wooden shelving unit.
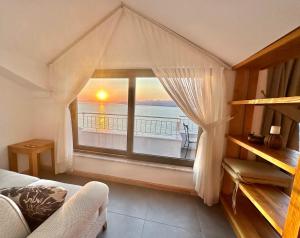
[231,96,300,105]
[221,194,280,238]
[222,27,300,238]
[228,136,299,175]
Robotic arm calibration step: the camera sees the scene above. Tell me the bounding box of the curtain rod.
[47,4,122,65]
[48,2,231,69]
[122,3,231,69]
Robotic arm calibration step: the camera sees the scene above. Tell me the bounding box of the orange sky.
[77,77,171,103]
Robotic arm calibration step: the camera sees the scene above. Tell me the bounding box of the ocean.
[78,101,185,118]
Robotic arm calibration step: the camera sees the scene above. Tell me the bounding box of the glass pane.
[77,78,128,151]
[133,77,200,160]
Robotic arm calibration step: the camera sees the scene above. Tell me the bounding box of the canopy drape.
[49,9,122,173]
[49,6,229,205]
[129,9,227,205]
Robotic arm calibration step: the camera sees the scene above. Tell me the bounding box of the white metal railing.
[78,112,198,136]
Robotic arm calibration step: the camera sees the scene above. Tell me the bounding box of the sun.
[96,90,108,102]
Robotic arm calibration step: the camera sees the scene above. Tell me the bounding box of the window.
[77,78,128,151]
[71,69,201,166]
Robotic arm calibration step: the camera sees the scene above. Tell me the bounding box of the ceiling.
[0,0,299,66]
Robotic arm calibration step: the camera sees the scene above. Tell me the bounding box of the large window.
[71,69,201,166]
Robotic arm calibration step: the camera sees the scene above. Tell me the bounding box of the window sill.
[73,152,193,173]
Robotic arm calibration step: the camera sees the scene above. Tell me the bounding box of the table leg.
[8,148,18,172]
[29,153,38,177]
[51,147,55,175]
[37,153,41,169]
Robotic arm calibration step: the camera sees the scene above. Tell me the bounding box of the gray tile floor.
[40,171,236,238]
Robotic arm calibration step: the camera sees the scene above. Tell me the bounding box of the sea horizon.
[78,99,177,107]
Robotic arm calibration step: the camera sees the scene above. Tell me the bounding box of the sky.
[77,77,172,103]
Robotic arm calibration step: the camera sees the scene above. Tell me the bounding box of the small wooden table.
[8,139,55,176]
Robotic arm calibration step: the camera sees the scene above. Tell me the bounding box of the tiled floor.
[40,171,236,238]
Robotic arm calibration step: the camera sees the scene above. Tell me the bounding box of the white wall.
[0,75,36,170]
[0,48,49,90]
[74,154,195,189]
[0,45,50,170]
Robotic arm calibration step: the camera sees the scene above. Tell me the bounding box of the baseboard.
[71,170,197,196]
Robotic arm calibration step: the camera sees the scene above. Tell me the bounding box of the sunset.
[96,90,108,102]
[77,78,128,103]
[77,77,171,104]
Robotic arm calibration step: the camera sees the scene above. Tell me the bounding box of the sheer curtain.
[128,8,228,205]
[48,9,122,173]
[155,68,227,206]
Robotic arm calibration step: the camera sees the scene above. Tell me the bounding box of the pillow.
[222,158,292,213]
[223,158,291,187]
[0,185,67,231]
[0,195,31,238]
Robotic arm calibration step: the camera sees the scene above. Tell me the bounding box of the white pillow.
[0,194,30,238]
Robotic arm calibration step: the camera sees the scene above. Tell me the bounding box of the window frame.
[70,69,195,167]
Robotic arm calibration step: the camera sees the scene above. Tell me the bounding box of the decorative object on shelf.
[247,133,265,145]
[264,126,283,150]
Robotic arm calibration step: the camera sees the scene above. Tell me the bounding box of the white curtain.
[128,9,228,205]
[48,9,122,173]
[156,68,227,206]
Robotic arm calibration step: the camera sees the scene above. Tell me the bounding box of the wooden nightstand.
[8,139,55,176]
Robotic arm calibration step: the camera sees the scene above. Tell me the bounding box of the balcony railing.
[78,112,198,137]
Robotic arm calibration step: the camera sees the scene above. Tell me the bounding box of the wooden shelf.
[221,194,280,238]
[231,96,300,105]
[228,136,299,175]
[239,184,290,235]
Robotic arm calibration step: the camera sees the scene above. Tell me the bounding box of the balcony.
[77,112,201,160]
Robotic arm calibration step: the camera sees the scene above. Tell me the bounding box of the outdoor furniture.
[183,123,198,158]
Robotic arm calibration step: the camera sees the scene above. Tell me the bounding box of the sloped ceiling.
[0,0,120,63]
[0,0,299,66]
